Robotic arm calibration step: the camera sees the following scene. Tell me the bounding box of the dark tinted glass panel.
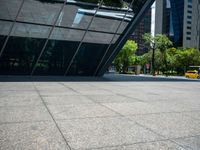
[33,28,84,75]
[0,23,50,75]
[117,21,129,34]
[0,21,12,49]
[0,0,23,20]
[67,32,115,76]
[55,3,96,29]
[17,0,62,25]
[89,8,133,34]
[95,34,120,73]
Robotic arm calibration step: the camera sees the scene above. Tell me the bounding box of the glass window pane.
[83,31,114,44]
[67,32,115,76]
[89,9,121,33]
[89,8,132,34]
[17,0,63,25]
[56,3,97,29]
[33,28,84,75]
[0,0,23,20]
[11,23,51,38]
[0,21,12,49]
[95,34,120,72]
[0,23,50,75]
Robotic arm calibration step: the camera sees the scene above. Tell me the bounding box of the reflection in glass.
[0,21,12,49]
[0,23,50,75]
[0,0,151,76]
[89,8,133,33]
[0,0,23,20]
[33,28,84,75]
[56,4,96,29]
[17,0,62,25]
[67,32,116,75]
[94,34,120,74]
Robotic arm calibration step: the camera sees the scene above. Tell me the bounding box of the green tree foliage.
[138,44,200,75]
[174,48,200,72]
[113,40,138,73]
[143,33,172,75]
[155,34,173,74]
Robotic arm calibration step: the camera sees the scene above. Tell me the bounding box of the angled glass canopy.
[0,0,154,76]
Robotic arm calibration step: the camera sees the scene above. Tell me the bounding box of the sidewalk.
[0,76,200,149]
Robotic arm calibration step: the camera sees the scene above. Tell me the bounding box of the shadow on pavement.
[0,74,199,82]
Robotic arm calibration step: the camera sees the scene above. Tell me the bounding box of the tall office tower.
[154,0,166,35]
[130,9,152,55]
[183,0,200,50]
[155,0,184,47]
[155,0,200,49]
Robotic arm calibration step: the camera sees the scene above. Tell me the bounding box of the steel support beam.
[96,0,155,76]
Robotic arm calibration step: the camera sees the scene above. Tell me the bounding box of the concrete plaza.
[0,74,200,150]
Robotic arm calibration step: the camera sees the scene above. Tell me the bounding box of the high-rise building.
[0,0,154,76]
[155,0,200,50]
[183,0,200,50]
[130,9,152,55]
[155,0,184,47]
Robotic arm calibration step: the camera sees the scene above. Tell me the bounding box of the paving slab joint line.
[124,110,200,118]
[85,138,179,150]
[85,95,188,150]
[0,120,52,125]
[59,82,83,95]
[171,134,200,141]
[133,122,188,150]
[33,83,72,150]
[53,115,123,122]
[116,93,145,102]
[184,112,200,121]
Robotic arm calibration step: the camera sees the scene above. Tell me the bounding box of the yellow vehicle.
[185,70,200,79]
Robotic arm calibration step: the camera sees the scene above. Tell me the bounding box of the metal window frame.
[30,0,68,75]
[0,0,25,58]
[97,0,155,76]
[93,0,135,76]
[63,0,104,76]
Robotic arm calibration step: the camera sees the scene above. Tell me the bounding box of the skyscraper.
[155,0,200,50]
[155,0,184,47]
[183,0,200,50]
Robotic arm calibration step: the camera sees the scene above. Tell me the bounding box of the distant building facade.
[155,0,200,50]
[130,9,152,55]
[183,0,200,50]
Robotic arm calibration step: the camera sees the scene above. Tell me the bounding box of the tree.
[156,34,173,74]
[166,47,177,73]
[143,33,172,75]
[113,40,138,73]
[143,33,157,75]
[175,48,200,73]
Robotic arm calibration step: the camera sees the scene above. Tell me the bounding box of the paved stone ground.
[0,75,200,150]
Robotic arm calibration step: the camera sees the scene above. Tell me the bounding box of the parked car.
[185,70,200,79]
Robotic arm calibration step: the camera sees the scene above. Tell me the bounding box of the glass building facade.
[0,0,153,76]
[170,0,184,46]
